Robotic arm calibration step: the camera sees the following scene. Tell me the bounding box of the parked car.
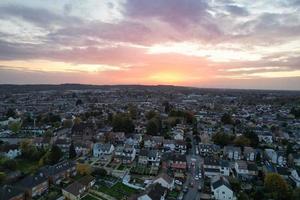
[194,175,199,180]
[183,186,188,193]
[175,180,183,185]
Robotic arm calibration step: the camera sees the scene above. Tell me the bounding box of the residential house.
[234,161,258,180]
[17,172,49,199]
[224,146,241,160]
[74,141,93,156]
[152,173,174,190]
[0,185,25,200]
[243,147,256,161]
[114,144,136,164]
[220,160,230,176]
[265,149,286,165]
[137,184,168,200]
[33,137,51,149]
[62,182,86,200]
[198,143,220,157]
[0,144,21,159]
[78,175,96,190]
[290,169,300,187]
[93,143,115,157]
[175,140,187,155]
[203,157,220,178]
[163,139,175,152]
[211,176,234,200]
[71,122,95,141]
[169,154,187,174]
[54,138,71,153]
[138,149,160,166]
[40,160,77,184]
[258,132,273,144]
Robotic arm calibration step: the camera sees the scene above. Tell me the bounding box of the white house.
[0,144,21,159]
[224,146,241,160]
[265,149,278,164]
[258,132,273,144]
[211,176,235,200]
[93,143,114,157]
[152,173,174,190]
[290,169,300,187]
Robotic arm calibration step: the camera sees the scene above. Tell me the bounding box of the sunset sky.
[0,0,300,90]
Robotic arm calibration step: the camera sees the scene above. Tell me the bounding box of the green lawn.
[81,194,99,200]
[96,182,138,200]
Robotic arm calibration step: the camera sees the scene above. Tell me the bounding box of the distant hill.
[0,83,299,95]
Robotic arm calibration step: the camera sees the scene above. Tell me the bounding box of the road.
[183,132,204,200]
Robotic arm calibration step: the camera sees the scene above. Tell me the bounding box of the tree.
[44,129,53,138]
[212,132,233,146]
[221,113,233,125]
[77,163,92,175]
[3,159,17,170]
[92,168,107,177]
[244,130,259,147]
[48,145,63,165]
[6,108,16,118]
[69,141,77,159]
[146,119,159,135]
[0,172,6,184]
[128,104,138,119]
[238,192,249,200]
[234,136,251,147]
[145,110,158,120]
[264,173,291,200]
[73,117,82,125]
[112,113,135,134]
[8,120,22,134]
[63,119,73,128]
[292,188,300,199]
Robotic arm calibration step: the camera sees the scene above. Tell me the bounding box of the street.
[183,132,204,200]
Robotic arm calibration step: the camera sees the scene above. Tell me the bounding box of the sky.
[0,0,300,90]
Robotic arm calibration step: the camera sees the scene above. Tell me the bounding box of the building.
[243,147,256,161]
[17,172,49,199]
[152,173,174,190]
[40,160,77,184]
[224,146,241,160]
[62,182,86,200]
[93,143,115,157]
[137,184,168,200]
[0,144,21,159]
[211,176,235,200]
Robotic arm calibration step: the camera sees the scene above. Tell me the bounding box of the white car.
[198,173,202,178]
[175,180,183,185]
[194,175,199,180]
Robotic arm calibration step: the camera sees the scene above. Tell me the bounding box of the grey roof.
[17,172,48,189]
[64,181,85,196]
[40,160,76,177]
[212,177,231,190]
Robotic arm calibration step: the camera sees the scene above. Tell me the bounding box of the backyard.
[95,182,139,200]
